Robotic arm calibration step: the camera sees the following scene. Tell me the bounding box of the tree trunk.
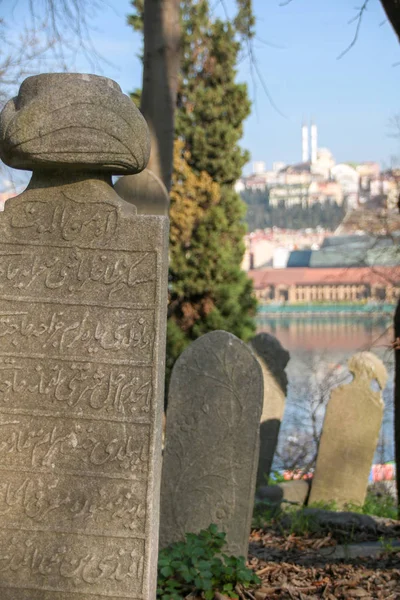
[394,300,400,515]
[380,0,400,514]
[140,0,180,192]
[380,0,400,42]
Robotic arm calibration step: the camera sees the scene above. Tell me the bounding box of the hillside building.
[249,267,400,304]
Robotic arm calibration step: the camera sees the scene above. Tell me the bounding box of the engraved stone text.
[0,531,144,597]
[0,244,156,305]
[2,198,119,246]
[0,358,152,420]
[0,301,155,363]
[0,414,149,478]
[0,473,146,535]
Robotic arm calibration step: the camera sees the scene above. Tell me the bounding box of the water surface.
[256,312,394,470]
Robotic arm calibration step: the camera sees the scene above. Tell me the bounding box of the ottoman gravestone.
[160,330,263,557]
[249,333,290,487]
[0,73,169,600]
[309,352,387,508]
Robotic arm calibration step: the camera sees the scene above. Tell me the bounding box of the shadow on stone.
[114,168,170,216]
[249,333,290,488]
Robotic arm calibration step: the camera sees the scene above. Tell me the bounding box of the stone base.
[256,480,310,507]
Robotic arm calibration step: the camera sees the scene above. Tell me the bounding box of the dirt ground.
[246,528,400,599]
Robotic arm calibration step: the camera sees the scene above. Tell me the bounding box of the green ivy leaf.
[157,525,259,600]
[160,566,174,578]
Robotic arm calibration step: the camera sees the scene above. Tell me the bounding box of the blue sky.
[3,0,400,176]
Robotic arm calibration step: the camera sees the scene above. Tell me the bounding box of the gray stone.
[115,169,170,216]
[0,73,150,173]
[256,480,310,507]
[319,540,400,559]
[280,508,400,537]
[160,330,263,557]
[0,74,168,600]
[309,352,387,508]
[249,333,290,487]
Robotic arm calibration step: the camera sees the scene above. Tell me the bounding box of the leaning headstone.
[0,73,168,600]
[160,330,263,557]
[309,352,387,508]
[115,169,170,216]
[249,333,290,487]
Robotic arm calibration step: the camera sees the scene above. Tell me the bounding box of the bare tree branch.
[0,0,110,190]
[337,0,371,60]
[214,0,287,117]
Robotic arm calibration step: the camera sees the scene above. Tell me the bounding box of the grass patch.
[253,489,398,535]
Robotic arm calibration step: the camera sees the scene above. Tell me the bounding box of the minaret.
[302,122,309,163]
[311,122,318,164]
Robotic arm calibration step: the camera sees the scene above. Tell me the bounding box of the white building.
[331,163,359,208]
[252,161,266,175]
[311,148,335,180]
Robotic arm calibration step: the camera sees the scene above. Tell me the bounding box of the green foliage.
[252,491,398,534]
[346,490,398,520]
[176,9,251,185]
[378,536,396,553]
[252,499,280,528]
[129,0,257,375]
[267,470,287,485]
[286,510,320,536]
[127,0,143,31]
[240,189,346,232]
[233,0,256,39]
[157,524,260,600]
[167,142,257,371]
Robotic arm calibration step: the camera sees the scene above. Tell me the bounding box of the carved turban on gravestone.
[0,73,150,173]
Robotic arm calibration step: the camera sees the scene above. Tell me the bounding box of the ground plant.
[157,524,260,600]
[253,490,398,533]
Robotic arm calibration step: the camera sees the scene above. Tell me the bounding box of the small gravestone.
[0,73,169,600]
[309,352,387,508]
[256,480,310,507]
[160,330,263,557]
[249,333,290,487]
[115,169,170,216]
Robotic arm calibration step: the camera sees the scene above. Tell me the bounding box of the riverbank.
[258,302,395,316]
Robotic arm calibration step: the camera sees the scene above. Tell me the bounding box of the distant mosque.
[299,121,335,180]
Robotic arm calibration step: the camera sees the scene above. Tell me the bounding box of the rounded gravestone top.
[250,332,290,393]
[114,169,170,216]
[348,351,388,391]
[0,73,150,174]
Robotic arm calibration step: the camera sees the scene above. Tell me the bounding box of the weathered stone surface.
[249,333,290,487]
[319,540,400,559]
[0,74,168,600]
[0,73,150,173]
[309,352,387,508]
[160,330,263,557]
[256,480,310,507]
[115,169,170,216]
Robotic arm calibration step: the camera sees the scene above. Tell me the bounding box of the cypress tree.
[129,0,257,372]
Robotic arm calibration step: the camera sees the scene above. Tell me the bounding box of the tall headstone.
[160,330,263,557]
[309,352,387,508]
[249,333,290,487]
[115,169,170,216]
[0,73,169,600]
